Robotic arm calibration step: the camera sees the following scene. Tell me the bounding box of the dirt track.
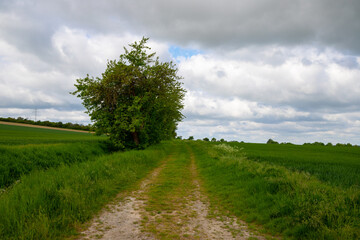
[78,146,268,240]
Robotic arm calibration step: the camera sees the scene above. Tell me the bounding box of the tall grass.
[0,142,107,188]
[192,141,360,239]
[0,143,167,239]
[0,124,110,188]
[235,143,360,188]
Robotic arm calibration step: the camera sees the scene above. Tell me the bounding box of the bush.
[266,139,279,144]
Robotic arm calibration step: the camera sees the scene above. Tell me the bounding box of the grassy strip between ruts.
[0,142,169,240]
[142,141,193,239]
[191,141,360,239]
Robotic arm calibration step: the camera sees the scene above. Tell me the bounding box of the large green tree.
[71,37,185,149]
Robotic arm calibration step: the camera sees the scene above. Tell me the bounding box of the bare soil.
[78,163,165,240]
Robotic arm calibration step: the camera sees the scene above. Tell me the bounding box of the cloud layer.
[0,0,360,144]
[176,46,360,143]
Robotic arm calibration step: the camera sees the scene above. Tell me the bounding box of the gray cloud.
[1,0,360,54]
[179,49,360,113]
[1,0,360,144]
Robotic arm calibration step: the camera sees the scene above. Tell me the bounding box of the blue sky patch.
[169,45,202,59]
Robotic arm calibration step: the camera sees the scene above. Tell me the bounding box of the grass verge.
[0,143,167,240]
[192,141,360,239]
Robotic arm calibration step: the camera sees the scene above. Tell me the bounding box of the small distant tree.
[211,137,217,142]
[203,137,209,142]
[188,136,194,140]
[266,139,279,144]
[72,37,186,149]
[219,138,225,142]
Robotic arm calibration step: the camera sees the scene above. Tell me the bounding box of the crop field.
[0,124,359,239]
[0,124,108,188]
[0,124,167,239]
[0,124,101,145]
[193,141,360,239]
[236,143,360,188]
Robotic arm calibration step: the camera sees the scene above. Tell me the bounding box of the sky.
[1,0,360,144]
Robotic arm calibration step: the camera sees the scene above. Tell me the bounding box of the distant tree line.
[178,136,358,147]
[179,136,237,143]
[302,142,356,147]
[267,138,358,147]
[0,117,92,131]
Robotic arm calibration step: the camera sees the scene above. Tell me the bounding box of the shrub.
[266,139,279,144]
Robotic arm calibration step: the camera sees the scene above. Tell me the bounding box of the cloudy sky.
[1,0,360,144]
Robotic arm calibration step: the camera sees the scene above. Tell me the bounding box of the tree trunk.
[132,131,140,146]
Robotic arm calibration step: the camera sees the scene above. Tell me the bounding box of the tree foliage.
[266,139,279,144]
[72,37,185,149]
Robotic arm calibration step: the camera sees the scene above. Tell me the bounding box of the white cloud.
[0,108,90,124]
[1,0,360,144]
[179,47,360,112]
[0,26,170,113]
[51,27,170,75]
[175,46,360,144]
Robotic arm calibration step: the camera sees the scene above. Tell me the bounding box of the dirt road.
[78,144,267,240]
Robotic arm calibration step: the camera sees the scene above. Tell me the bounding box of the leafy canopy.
[71,37,185,149]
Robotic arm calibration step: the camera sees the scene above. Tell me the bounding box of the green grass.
[0,142,108,188]
[0,143,168,240]
[0,124,171,239]
[144,141,194,239]
[236,143,360,188]
[0,124,103,145]
[2,123,359,239]
[191,141,360,239]
[0,124,109,188]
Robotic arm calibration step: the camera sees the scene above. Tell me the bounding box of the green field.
[0,124,101,145]
[0,124,359,239]
[0,124,168,239]
[193,141,360,239]
[235,142,360,188]
[0,124,108,188]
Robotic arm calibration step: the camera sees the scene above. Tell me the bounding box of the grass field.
[0,124,101,145]
[236,142,360,188]
[0,124,169,239]
[193,141,360,239]
[0,124,108,188]
[1,124,359,239]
